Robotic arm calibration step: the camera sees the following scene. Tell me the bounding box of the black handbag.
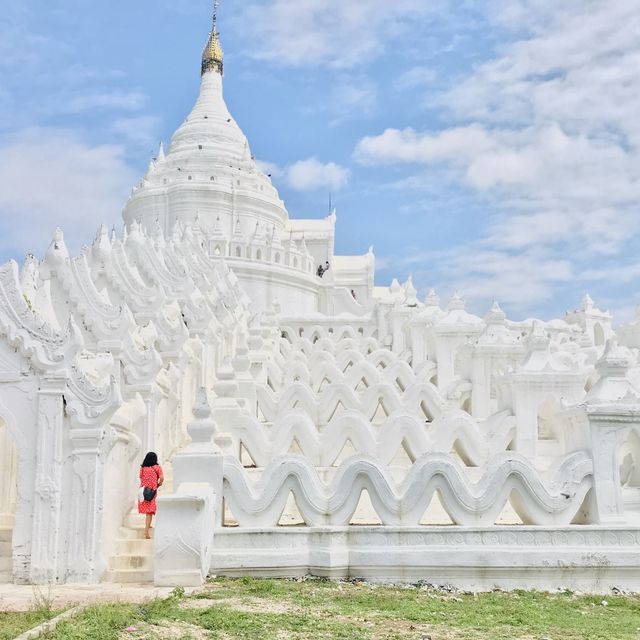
[143,487,157,502]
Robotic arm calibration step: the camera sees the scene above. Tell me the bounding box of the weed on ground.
[38,579,640,640]
[1,585,60,640]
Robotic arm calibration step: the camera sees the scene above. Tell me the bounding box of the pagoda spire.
[202,0,224,76]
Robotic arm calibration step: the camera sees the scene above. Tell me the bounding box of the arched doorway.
[593,322,605,347]
[0,417,17,582]
[619,429,640,521]
[537,398,562,441]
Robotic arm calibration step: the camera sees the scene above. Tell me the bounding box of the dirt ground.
[0,583,180,612]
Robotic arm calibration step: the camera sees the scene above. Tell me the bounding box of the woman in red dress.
[138,452,164,539]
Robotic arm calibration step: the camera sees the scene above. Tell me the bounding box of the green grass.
[38,579,640,640]
[0,610,61,640]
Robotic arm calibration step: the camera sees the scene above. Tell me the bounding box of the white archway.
[0,417,17,530]
[537,397,563,441]
[620,428,640,520]
[594,322,605,347]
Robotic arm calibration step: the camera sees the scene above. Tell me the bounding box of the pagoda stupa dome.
[123,8,288,238]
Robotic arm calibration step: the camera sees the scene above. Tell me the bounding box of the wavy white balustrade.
[280,325,378,347]
[222,451,593,528]
[275,356,432,394]
[267,334,438,395]
[255,380,445,425]
[228,409,515,468]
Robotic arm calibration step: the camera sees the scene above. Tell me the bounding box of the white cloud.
[329,77,378,121]
[438,248,574,312]
[260,157,350,191]
[111,115,162,147]
[356,0,640,314]
[355,124,496,166]
[286,158,350,191]
[378,245,575,314]
[63,90,148,114]
[395,66,437,92]
[0,129,137,260]
[240,0,444,68]
[255,160,284,179]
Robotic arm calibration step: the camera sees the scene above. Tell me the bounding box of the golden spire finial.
[202,0,224,76]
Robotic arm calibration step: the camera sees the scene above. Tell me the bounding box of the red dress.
[138,464,163,515]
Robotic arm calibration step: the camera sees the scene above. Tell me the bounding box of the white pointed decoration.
[485,301,506,325]
[585,339,640,405]
[389,278,402,295]
[425,288,440,307]
[403,276,418,306]
[582,293,595,311]
[448,291,466,311]
[45,227,70,265]
[92,224,112,263]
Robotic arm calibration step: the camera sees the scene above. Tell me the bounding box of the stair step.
[0,571,11,583]
[0,557,11,571]
[0,541,11,556]
[118,526,154,540]
[113,538,153,556]
[0,529,12,543]
[124,513,147,528]
[108,554,153,572]
[104,569,153,584]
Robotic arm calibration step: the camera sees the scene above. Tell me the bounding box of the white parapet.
[154,483,216,587]
[210,526,640,593]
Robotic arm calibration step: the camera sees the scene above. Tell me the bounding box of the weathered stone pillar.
[510,322,584,460]
[408,316,427,367]
[65,428,108,582]
[471,303,522,420]
[570,340,640,523]
[210,362,244,455]
[389,305,411,354]
[432,294,483,394]
[30,377,66,583]
[232,331,256,412]
[155,388,222,586]
[588,418,629,523]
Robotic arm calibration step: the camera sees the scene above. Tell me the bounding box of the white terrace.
[0,8,639,593]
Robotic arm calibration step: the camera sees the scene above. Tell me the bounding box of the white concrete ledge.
[210,525,640,593]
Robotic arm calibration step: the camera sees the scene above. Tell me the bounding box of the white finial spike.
[202,0,224,75]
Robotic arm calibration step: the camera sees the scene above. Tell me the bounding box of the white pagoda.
[0,7,638,591]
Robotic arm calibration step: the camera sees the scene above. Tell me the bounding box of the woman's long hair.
[141,451,158,467]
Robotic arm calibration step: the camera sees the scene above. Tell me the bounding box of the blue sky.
[1,1,639,321]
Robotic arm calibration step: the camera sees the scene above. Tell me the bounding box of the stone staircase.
[103,513,155,583]
[103,467,173,584]
[0,529,12,583]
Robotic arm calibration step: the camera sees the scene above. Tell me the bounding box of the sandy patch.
[180,596,300,615]
[119,620,211,640]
